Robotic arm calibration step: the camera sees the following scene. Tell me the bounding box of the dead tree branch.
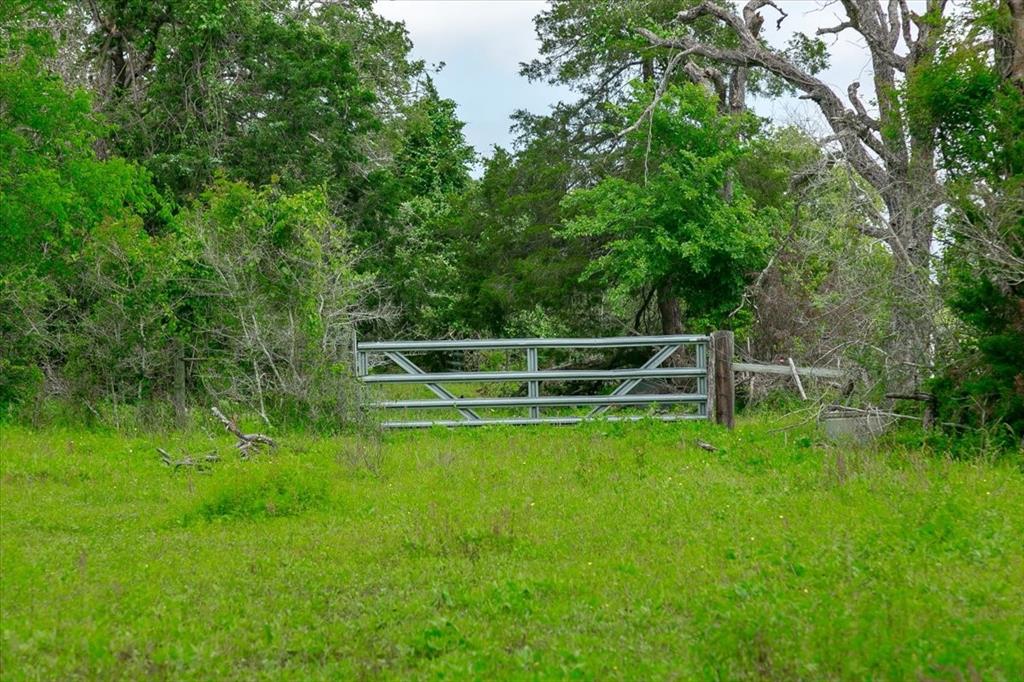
[210,407,277,458]
[158,447,220,471]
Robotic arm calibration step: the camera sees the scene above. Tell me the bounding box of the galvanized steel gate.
[354,334,711,428]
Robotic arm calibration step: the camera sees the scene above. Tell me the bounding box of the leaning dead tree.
[640,0,949,389]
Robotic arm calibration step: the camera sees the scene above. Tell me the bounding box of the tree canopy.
[1,0,1021,446]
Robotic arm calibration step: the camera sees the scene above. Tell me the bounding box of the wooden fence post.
[710,330,734,429]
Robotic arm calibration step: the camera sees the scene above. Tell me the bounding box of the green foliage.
[62,216,180,402]
[524,0,682,94]
[2,419,1022,677]
[907,14,1023,179]
[98,0,378,201]
[392,79,474,200]
[312,0,425,118]
[171,179,370,425]
[360,81,477,336]
[733,126,897,371]
[452,131,604,337]
[749,33,830,98]
[0,50,160,274]
[911,0,1024,444]
[0,43,164,411]
[0,273,50,409]
[0,0,63,55]
[561,83,775,331]
[933,274,1024,437]
[0,3,436,424]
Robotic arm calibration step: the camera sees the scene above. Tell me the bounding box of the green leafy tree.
[561,83,774,334]
[452,129,606,337]
[735,127,897,374]
[51,0,430,239]
[0,46,159,275]
[0,34,161,410]
[523,0,828,147]
[638,0,951,390]
[81,0,377,202]
[361,80,476,336]
[312,0,425,121]
[912,0,1024,442]
[175,180,373,426]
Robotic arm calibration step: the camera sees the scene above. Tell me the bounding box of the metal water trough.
[819,406,891,443]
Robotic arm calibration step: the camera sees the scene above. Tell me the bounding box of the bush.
[175,179,377,427]
[188,464,329,523]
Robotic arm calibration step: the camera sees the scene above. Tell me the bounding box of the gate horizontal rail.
[357,334,707,352]
[362,367,705,383]
[374,415,707,429]
[372,393,707,410]
[355,334,713,428]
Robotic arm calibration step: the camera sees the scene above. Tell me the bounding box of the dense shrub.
[188,464,329,523]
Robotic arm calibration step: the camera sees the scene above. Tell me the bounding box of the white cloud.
[375,1,544,64]
[374,0,568,161]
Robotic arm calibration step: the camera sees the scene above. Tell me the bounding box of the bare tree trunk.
[657,282,684,335]
[173,351,187,426]
[642,55,654,83]
[998,0,1024,88]
[722,40,754,202]
[886,151,941,381]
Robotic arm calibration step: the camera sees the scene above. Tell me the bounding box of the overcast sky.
[374,1,927,161]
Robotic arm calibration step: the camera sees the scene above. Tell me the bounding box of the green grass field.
[1,417,1022,680]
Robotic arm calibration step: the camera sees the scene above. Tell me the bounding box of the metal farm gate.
[354,334,735,429]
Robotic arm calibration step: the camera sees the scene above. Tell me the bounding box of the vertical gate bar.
[526,347,540,419]
[696,341,707,417]
[353,331,369,378]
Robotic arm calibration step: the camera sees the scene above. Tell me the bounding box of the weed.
[187,465,329,523]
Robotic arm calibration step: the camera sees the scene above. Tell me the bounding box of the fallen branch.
[886,392,937,429]
[885,392,933,402]
[210,407,277,458]
[158,447,220,471]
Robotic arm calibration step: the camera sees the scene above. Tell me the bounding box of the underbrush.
[2,396,375,436]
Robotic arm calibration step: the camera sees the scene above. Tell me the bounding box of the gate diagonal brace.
[383,351,482,421]
[587,344,681,418]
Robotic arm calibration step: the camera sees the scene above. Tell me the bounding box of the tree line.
[1,0,1021,445]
